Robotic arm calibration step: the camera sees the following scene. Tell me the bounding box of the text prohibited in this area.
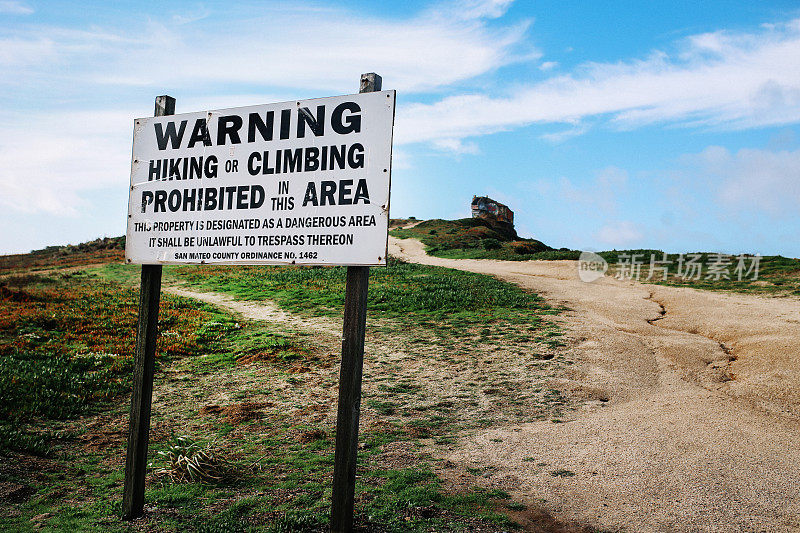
[126,91,396,266]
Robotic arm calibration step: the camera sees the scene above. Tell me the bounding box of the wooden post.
[330,73,381,533]
[122,95,174,520]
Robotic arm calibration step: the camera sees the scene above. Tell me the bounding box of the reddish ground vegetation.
[0,237,125,274]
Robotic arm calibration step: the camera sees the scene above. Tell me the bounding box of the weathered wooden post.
[122,95,174,520]
[121,77,392,527]
[330,73,381,533]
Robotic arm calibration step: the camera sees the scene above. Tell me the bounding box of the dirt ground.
[389,236,800,533]
[164,281,577,444]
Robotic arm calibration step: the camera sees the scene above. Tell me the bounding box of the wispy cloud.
[530,166,628,215]
[395,19,800,144]
[539,122,590,143]
[594,221,644,247]
[0,37,55,66]
[0,0,536,216]
[0,1,33,15]
[0,110,134,216]
[575,145,800,252]
[0,1,536,216]
[682,145,800,217]
[0,1,532,95]
[427,0,514,20]
[432,138,481,154]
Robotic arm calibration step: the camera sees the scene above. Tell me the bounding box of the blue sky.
[2,0,800,256]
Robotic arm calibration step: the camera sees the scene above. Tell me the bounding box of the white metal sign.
[126,91,395,266]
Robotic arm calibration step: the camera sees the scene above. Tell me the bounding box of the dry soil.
[390,236,800,533]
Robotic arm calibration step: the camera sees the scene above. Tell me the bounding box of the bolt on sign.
[126,91,396,266]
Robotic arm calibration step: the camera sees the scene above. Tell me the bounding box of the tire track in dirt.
[389,236,800,533]
[644,291,738,386]
[644,292,667,324]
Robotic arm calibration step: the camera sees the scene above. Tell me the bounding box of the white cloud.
[594,221,644,247]
[171,7,211,25]
[0,37,55,66]
[0,2,532,95]
[0,2,536,216]
[440,0,514,20]
[394,18,800,145]
[390,148,413,170]
[0,110,134,216]
[539,122,589,142]
[0,1,33,15]
[531,166,627,214]
[682,145,800,217]
[432,138,480,154]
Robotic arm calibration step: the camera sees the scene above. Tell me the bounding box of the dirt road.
[389,237,800,533]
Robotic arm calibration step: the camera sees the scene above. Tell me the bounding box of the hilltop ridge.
[389,217,576,261]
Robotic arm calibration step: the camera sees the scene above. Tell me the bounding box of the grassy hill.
[0,237,126,274]
[0,236,581,532]
[605,250,800,296]
[3,223,800,296]
[390,218,578,261]
[390,219,800,296]
[3,224,798,530]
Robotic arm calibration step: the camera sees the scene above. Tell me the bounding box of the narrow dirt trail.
[166,286,342,337]
[390,237,800,533]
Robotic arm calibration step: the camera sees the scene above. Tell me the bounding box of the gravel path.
[389,236,800,533]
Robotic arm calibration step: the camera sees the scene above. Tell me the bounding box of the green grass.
[392,219,800,296]
[357,466,516,531]
[599,250,800,295]
[0,269,309,454]
[1,235,573,532]
[0,271,214,454]
[161,257,552,321]
[366,399,399,415]
[2,264,534,531]
[159,257,564,381]
[52,422,509,532]
[433,247,581,261]
[2,328,516,532]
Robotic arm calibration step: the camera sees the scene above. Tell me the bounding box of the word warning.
[126,91,396,265]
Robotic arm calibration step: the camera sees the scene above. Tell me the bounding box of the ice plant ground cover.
[0,238,586,532]
[0,270,221,454]
[7,222,791,530]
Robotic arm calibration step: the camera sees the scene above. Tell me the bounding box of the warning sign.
[125,91,395,266]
